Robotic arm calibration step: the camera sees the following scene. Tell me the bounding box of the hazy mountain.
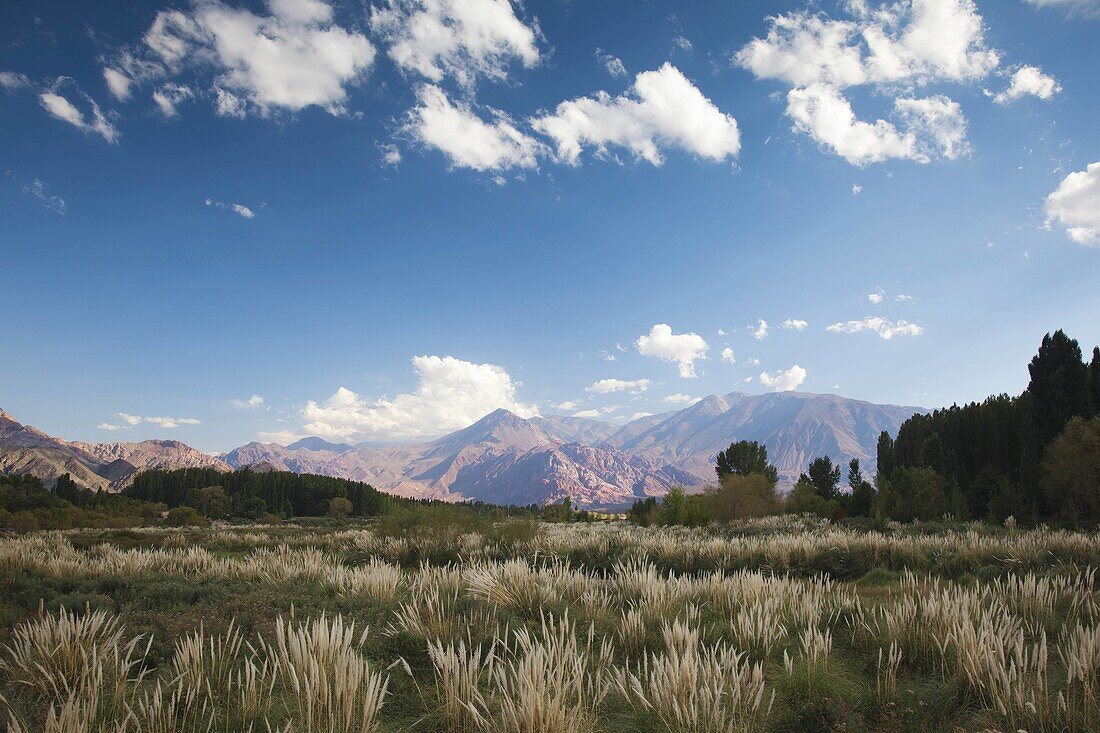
[602,391,924,486]
[4,390,924,506]
[223,408,691,507]
[0,408,230,490]
[530,415,619,445]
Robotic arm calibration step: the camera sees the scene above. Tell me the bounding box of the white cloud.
[868,289,885,304]
[635,323,709,378]
[206,198,257,218]
[370,0,540,89]
[555,400,578,412]
[852,183,863,195]
[405,84,542,171]
[630,411,653,420]
[109,412,201,429]
[572,409,602,418]
[39,89,119,143]
[11,176,66,215]
[258,429,303,444]
[586,378,650,394]
[600,351,617,362]
[737,0,993,166]
[750,319,769,340]
[300,355,537,441]
[596,49,627,78]
[759,365,807,392]
[1024,0,1100,19]
[716,328,726,336]
[115,0,375,118]
[786,85,968,166]
[1045,162,1100,246]
[532,63,740,167]
[152,83,193,117]
[747,357,760,366]
[380,143,403,166]
[896,293,914,302]
[664,393,700,405]
[736,0,999,90]
[989,66,1061,105]
[103,67,133,100]
[673,35,693,52]
[782,318,808,331]
[231,394,266,409]
[826,317,925,339]
[743,376,753,383]
[0,71,31,92]
[721,347,736,364]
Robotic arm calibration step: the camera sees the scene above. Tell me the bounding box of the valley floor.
[1,517,1099,732]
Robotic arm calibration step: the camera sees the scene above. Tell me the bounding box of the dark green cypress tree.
[876,431,895,482]
[1026,330,1090,448]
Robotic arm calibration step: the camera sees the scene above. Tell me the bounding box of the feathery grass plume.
[618,606,648,657]
[492,614,612,733]
[729,601,786,661]
[875,641,901,701]
[0,606,148,727]
[126,680,215,733]
[617,618,771,733]
[466,559,560,615]
[266,614,388,733]
[426,637,495,732]
[332,557,406,601]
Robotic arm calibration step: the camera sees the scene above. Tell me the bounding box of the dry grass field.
[2,516,1099,732]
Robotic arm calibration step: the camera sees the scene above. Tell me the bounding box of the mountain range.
[1,391,924,507]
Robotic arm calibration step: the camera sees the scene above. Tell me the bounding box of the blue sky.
[1,0,1098,452]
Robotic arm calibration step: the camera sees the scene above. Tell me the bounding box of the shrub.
[165,506,209,527]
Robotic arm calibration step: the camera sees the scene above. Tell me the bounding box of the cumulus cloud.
[852,183,863,195]
[596,49,627,78]
[300,355,537,441]
[635,323,709,378]
[230,394,266,409]
[404,84,542,171]
[750,320,769,340]
[103,412,201,430]
[370,0,540,89]
[989,66,1061,105]
[571,409,602,418]
[555,400,579,412]
[108,0,375,118]
[787,85,968,166]
[782,318,808,331]
[759,365,807,392]
[826,317,925,339]
[737,0,995,166]
[39,88,119,143]
[868,289,885,303]
[630,411,653,420]
[664,393,700,405]
[1044,162,1100,246]
[532,63,740,167]
[586,378,651,394]
[736,0,999,90]
[721,347,736,364]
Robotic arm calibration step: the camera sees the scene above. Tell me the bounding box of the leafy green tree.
[847,459,875,517]
[166,506,208,527]
[627,497,660,526]
[878,467,948,522]
[802,456,842,501]
[327,497,352,519]
[185,486,229,519]
[1042,416,1100,523]
[785,478,838,518]
[708,473,779,521]
[715,441,778,484]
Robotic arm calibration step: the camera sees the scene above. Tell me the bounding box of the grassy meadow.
[2,516,1099,732]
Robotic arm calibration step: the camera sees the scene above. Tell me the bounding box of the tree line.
[630,330,1100,527]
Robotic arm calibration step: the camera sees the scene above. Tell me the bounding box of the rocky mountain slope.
[602,391,924,486]
[0,409,230,490]
[224,409,694,507]
[3,390,923,507]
